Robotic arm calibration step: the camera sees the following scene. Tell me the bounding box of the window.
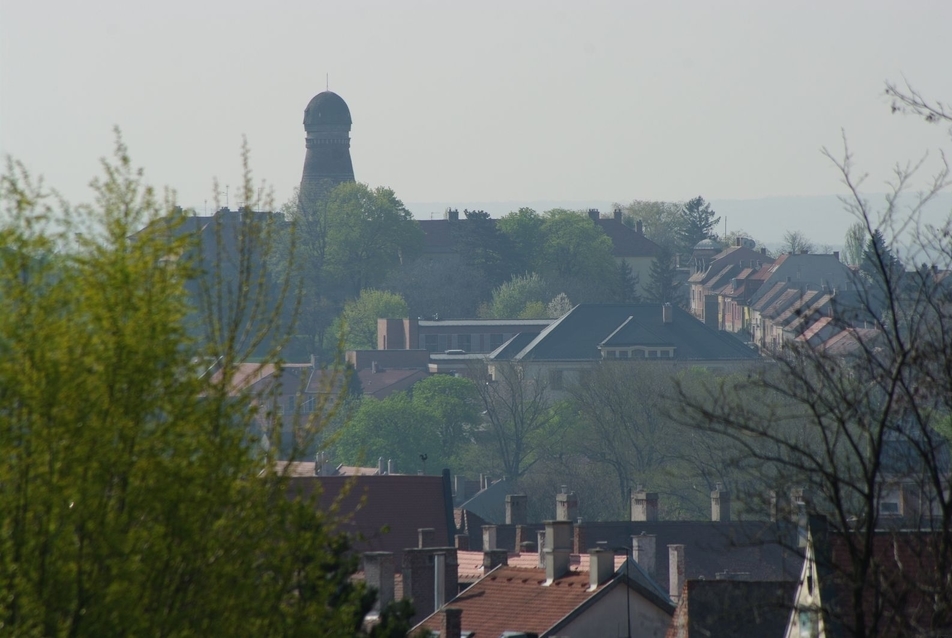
[620,350,630,359]
[798,609,819,638]
[457,334,471,353]
[424,334,439,352]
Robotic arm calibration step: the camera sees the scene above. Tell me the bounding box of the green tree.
[497,207,544,273]
[335,393,443,473]
[644,245,682,304]
[337,288,408,350]
[0,140,392,635]
[411,375,481,462]
[781,229,815,254]
[538,209,618,302]
[676,196,720,253]
[619,199,683,252]
[453,209,515,291]
[480,272,550,319]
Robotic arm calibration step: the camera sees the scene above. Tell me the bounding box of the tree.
[781,229,816,254]
[538,209,618,302]
[676,196,720,253]
[675,117,952,637]
[383,256,486,319]
[546,292,573,318]
[454,209,516,290]
[644,245,682,304]
[471,362,558,481]
[337,288,408,350]
[619,199,683,252]
[479,272,550,319]
[844,221,867,266]
[0,139,395,634]
[411,375,481,462]
[335,393,444,474]
[497,207,544,273]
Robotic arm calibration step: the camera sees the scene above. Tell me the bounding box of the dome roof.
[694,238,722,251]
[303,91,352,128]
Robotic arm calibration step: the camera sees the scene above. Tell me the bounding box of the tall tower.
[300,91,355,201]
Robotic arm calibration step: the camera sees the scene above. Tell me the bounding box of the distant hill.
[406,193,952,247]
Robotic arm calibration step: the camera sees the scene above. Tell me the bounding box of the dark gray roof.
[303,91,352,128]
[498,304,760,362]
[680,580,797,638]
[489,332,539,360]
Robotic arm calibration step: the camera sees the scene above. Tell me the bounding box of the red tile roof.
[416,566,604,637]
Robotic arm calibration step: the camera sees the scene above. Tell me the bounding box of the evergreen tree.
[676,196,720,253]
[645,245,682,304]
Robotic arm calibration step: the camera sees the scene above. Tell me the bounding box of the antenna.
[326,73,329,91]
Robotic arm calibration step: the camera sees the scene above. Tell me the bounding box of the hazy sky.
[2,1,951,218]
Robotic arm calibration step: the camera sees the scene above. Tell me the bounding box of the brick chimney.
[711,483,731,522]
[363,552,394,612]
[668,544,685,604]
[402,547,458,624]
[441,607,463,638]
[613,208,623,222]
[445,208,459,221]
[588,548,615,590]
[631,486,659,521]
[543,520,572,583]
[636,220,644,235]
[537,530,546,568]
[454,534,469,551]
[556,488,578,522]
[506,494,527,525]
[631,534,656,579]
[662,302,673,324]
[588,208,599,222]
[483,549,508,571]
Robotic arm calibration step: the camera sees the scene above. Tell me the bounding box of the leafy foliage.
[337,288,408,350]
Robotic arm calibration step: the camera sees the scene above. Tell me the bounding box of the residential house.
[688,241,774,330]
[488,302,760,392]
[413,520,676,638]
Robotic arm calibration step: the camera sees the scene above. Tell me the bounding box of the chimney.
[363,552,394,612]
[387,458,396,475]
[662,302,673,324]
[631,534,656,579]
[506,494,528,525]
[454,534,469,551]
[482,525,497,551]
[588,208,600,222]
[556,488,578,522]
[768,489,779,522]
[483,549,508,571]
[761,247,767,255]
[631,486,659,521]
[636,220,644,235]
[711,483,731,522]
[668,544,685,603]
[589,548,615,590]
[371,360,379,374]
[613,208,623,222]
[441,607,463,638]
[833,251,840,261]
[537,530,546,568]
[445,208,459,221]
[735,236,742,246]
[419,528,436,548]
[377,456,385,475]
[402,547,458,623]
[543,520,573,583]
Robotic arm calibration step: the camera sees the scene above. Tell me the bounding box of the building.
[300,90,355,202]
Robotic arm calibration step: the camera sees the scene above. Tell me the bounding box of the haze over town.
[3,1,952,245]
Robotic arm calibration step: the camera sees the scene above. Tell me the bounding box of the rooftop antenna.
[326,73,329,91]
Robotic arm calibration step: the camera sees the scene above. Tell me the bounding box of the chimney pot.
[482,525,497,551]
[662,302,673,323]
[378,456,385,475]
[588,208,600,222]
[613,208,623,222]
[636,220,644,235]
[387,458,396,475]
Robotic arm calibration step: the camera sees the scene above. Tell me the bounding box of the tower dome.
[300,90,355,201]
[303,91,352,129]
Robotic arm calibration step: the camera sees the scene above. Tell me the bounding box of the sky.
[2,1,951,239]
